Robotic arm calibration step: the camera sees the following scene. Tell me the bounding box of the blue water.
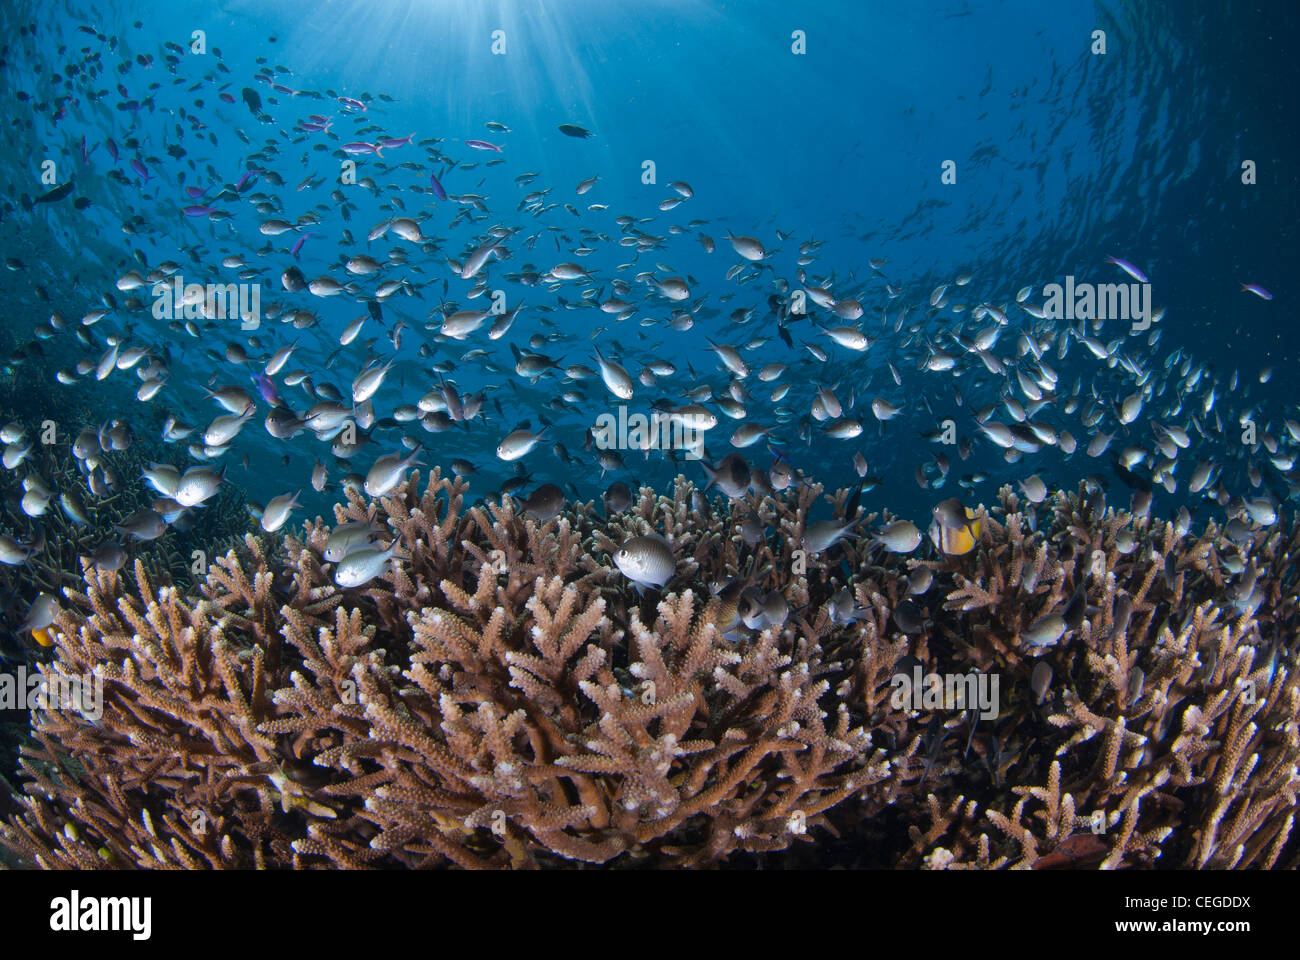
[0,0,1296,535]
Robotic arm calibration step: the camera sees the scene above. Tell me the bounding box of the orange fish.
[929,506,981,556]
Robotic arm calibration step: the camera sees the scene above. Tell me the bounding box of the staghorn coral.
[2,472,1298,869]
[0,401,252,642]
[895,484,1300,869]
[0,398,251,837]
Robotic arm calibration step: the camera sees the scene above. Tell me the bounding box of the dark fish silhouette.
[21,179,75,208]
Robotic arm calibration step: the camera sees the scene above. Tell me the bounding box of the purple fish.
[185,186,207,198]
[464,139,502,152]
[105,137,118,162]
[429,171,447,201]
[1241,283,1273,301]
[379,132,414,150]
[234,170,258,192]
[290,231,319,258]
[181,205,214,217]
[1104,256,1148,284]
[251,372,279,406]
[130,157,151,182]
[340,142,377,156]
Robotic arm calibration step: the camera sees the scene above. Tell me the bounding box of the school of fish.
[0,11,1287,613]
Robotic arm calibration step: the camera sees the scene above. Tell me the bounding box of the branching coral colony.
[2,469,1297,869]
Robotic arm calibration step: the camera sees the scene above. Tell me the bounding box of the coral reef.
[2,470,1297,868]
[0,387,250,835]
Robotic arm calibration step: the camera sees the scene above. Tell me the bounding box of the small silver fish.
[116,508,166,541]
[88,541,127,571]
[1022,613,1066,651]
[613,534,675,589]
[908,567,933,595]
[334,541,404,587]
[592,346,634,399]
[496,427,546,462]
[1030,661,1052,705]
[365,448,423,497]
[20,592,60,634]
[803,517,861,554]
[1018,475,1047,503]
[519,483,566,521]
[174,465,225,507]
[260,490,301,532]
[323,522,386,563]
[0,534,34,565]
[874,520,922,553]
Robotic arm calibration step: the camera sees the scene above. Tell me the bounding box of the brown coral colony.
[2,470,1297,869]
